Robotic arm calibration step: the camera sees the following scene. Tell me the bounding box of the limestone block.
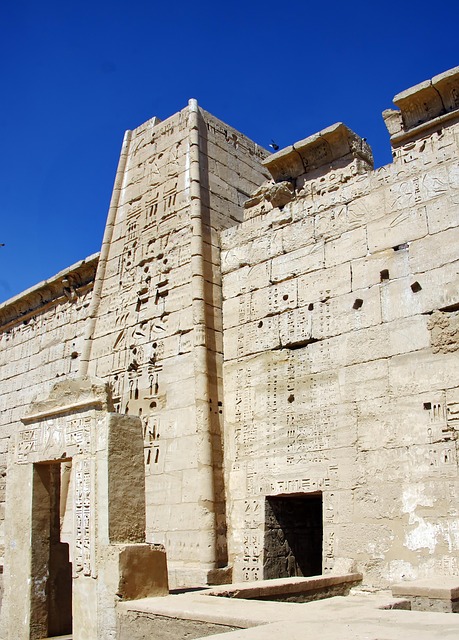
[281,215,315,252]
[426,194,459,234]
[356,393,440,452]
[367,206,428,254]
[387,314,431,356]
[262,145,304,182]
[279,306,313,347]
[254,280,298,320]
[448,159,459,190]
[338,359,389,403]
[296,263,352,306]
[162,435,200,473]
[162,282,192,313]
[363,437,433,488]
[409,226,459,273]
[271,241,324,283]
[244,229,284,267]
[220,215,272,251]
[361,445,457,486]
[319,403,358,451]
[222,294,249,330]
[324,315,429,370]
[117,544,168,599]
[353,482,405,522]
[393,79,446,131]
[306,335,345,374]
[223,316,280,361]
[324,227,367,268]
[351,249,410,290]
[220,245,247,274]
[381,262,459,322]
[222,262,271,300]
[263,123,373,182]
[383,108,404,136]
[313,285,382,340]
[162,377,196,411]
[432,66,459,113]
[389,350,459,396]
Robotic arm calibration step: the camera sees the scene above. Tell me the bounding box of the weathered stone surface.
[1,68,459,640]
[221,69,459,588]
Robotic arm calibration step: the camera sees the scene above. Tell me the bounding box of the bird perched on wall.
[270,140,279,151]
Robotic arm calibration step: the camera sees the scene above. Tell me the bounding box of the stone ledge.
[392,577,459,600]
[262,124,372,182]
[204,573,363,599]
[385,65,459,143]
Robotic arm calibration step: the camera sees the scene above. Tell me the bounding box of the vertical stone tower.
[80,101,269,586]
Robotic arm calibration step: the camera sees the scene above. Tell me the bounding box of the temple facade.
[0,67,459,639]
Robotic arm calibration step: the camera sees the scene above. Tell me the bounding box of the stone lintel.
[392,577,459,600]
[21,398,105,424]
[23,376,114,420]
[387,66,459,144]
[262,123,372,182]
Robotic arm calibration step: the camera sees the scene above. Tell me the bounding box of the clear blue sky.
[1,0,458,303]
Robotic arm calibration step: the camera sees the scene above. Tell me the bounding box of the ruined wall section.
[84,104,269,586]
[0,255,98,558]
[221,74,459,587]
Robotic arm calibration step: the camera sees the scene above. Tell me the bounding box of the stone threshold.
[202,573,363,601]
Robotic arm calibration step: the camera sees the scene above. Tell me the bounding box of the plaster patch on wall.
[402,485,438,553]
[382,559,417,583]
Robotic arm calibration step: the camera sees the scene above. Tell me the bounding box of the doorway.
[263,493,323,579]
[31,462,73,638]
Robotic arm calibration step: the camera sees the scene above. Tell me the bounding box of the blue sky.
[1,0,458,303]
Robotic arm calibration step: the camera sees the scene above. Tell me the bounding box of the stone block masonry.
[221,66,459,587]
[0,67,458,640]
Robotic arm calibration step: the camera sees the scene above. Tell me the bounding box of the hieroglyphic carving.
[247,470,331,496]
[143,415,160,474]
[436,555,459,576]
[74,459,93,576]
[241,528,262,581]
[323,530,335,572]
[17,414,92,464]
[17,428,39,463]
[241,499,263,581]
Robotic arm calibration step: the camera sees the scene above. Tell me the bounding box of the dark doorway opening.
[32,462,73,638]
[263,493,323,579]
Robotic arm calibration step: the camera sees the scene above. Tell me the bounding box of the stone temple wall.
[0,67,458,592]
[72,102,270,587]
[0,255,98,558]
[221,68,459,587]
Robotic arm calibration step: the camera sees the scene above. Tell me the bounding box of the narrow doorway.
[31,462,73,639]
[263,493,323,579]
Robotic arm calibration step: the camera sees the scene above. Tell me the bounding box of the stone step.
[392,577,459,613]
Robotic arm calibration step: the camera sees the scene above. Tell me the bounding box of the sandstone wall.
[0,255,98,558]
[221,70,459,587]
[1,69,458,592]
[83,103,269,586]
